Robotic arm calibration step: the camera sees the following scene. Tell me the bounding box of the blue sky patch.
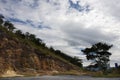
[7,18,26,24]
[38,25,51,29]
[29,0,39,8]
[68,0,90,12]
[1,0,7,4]
[7,17,51,30]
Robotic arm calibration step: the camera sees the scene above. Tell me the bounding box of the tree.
[34,38,42,45]
[15,30,22,35]
[0,15,4,25]
[29,34,36,41]
[0,18,3,25]
[71,56,83,67]
[81,42,113,71]
[25,32,30,39]
[0,14,4,18]
[15,30,25,38]
[4,21,15,31]
[50,47,55,52]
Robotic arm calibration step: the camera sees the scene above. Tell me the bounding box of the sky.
[0,0,120,67]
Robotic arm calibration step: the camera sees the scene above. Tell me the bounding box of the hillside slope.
[0,24,80,76]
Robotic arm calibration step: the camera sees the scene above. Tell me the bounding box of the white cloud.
[0,0,120,67]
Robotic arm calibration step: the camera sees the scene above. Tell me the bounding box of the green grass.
[82,70,120,78]
[92,73,120,78]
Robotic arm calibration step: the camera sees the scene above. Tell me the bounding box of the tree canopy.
[4,21,15,31]
[81,42,113,71]
[0,14,4,25]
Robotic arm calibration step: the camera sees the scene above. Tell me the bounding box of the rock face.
[0,29,76,75]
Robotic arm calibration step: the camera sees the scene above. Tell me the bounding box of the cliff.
[0,25,80,77]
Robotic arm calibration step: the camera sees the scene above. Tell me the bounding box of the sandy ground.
[1,70,23,77]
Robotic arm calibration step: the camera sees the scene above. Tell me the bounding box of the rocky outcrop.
[0,29,77,76]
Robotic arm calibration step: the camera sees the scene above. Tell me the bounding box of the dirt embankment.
[0,29,79,77]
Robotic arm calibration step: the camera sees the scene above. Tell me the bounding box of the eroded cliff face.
[0,30,76,75]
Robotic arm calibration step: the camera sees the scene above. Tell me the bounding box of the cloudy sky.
[0,0,120,66]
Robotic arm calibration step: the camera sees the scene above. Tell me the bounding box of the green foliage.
[82,42,113,71]
[0,14,4,25]
[0,14,4,18]
[15,30,25,38]
[0,18,3,25]
[4,21,15,31]
[50,49,83,67]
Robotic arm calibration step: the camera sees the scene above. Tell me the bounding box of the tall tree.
[81,42,113,71]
